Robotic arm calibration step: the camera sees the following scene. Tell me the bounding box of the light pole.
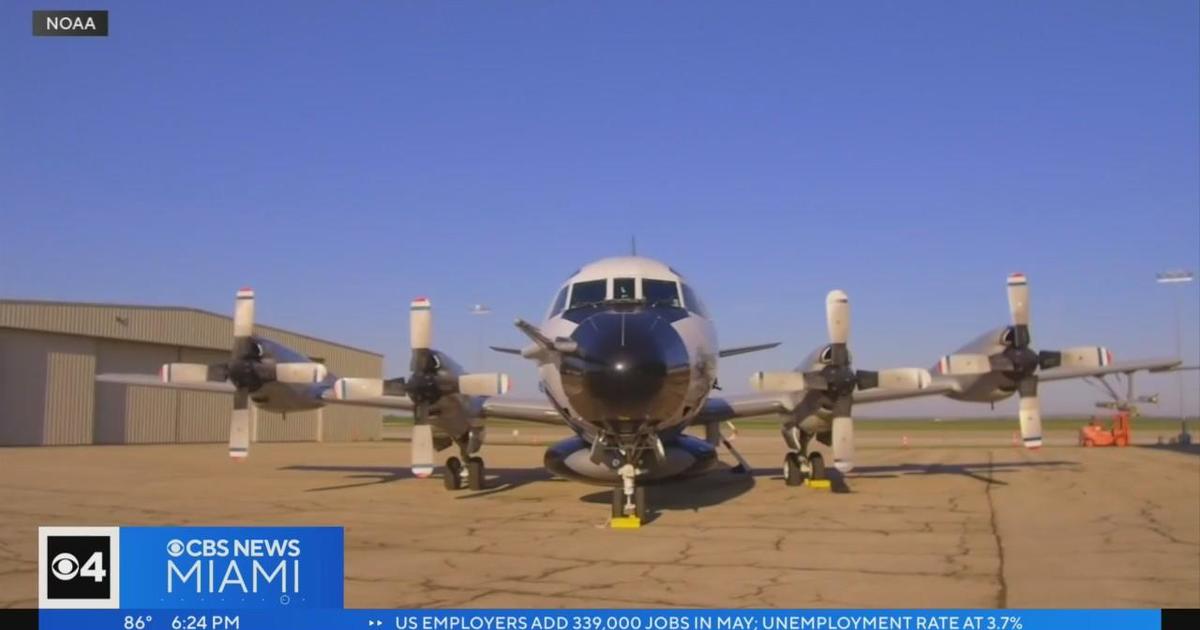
[1156,270,1195,424]
[469,303,492,370]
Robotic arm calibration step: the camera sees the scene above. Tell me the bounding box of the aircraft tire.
[784,453,804,486]
[634,486,647,521]
[444,457,463,491]
[468,456,486,490]
[809,453,826,480]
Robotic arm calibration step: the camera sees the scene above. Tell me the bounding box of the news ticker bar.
[0,608,1186,630]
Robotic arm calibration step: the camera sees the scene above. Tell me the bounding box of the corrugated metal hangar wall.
[0,300,383,446]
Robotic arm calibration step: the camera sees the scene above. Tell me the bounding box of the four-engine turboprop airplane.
[97,257,1182,521]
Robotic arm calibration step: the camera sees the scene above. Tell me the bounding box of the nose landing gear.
[611,464,648,523]
[601,430,658,527]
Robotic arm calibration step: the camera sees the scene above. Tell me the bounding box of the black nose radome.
[561,310,690,423]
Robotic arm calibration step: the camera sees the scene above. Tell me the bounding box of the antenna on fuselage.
[631,235,637,256]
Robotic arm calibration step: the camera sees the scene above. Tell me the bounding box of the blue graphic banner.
[119,526,343,609]
[37,608,1164,630]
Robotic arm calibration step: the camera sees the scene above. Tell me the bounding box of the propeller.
[750,290,938,472]
[750,291,881,473]
[331,298,510,477]
[993,274,1064,449]
[158,288,328,459]
[935,275,1122,449]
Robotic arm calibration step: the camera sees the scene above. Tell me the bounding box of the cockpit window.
[613,277,636,301]
[681,283,709,318]
[548,286,568,317]
[643,279,681,307]
[568,279,607,309]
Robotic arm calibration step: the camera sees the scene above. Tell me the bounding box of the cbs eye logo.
[39,527,120,608]
[50,549,106,582]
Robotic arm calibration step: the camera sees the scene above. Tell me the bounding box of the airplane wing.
[854,358,1181,401]
[480,396,564,425]
[695,393,792,423]
[718,342,781,358]
[853,378,960,404]
[696,377,959,423]
[1037,357,1182,383]
[319,389,415,412]
[320,387,563,425]
[96,373,236,394]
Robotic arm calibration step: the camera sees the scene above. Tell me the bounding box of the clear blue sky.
[3,1,1198,417]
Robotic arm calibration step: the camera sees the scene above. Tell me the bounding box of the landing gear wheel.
[784,452,805,486]
[467,456,486,490]
[633,486,647,521]
[443,457,463,491]
[611,487,624,518]
[808,452,826,481]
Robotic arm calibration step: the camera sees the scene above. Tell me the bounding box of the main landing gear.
[443,436,487,491]
[783,451,826,486]
[782,425,827,487]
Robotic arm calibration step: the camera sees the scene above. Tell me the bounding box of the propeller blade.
[410,297,433,350]
[989,355,1017,372]
[1037,350,1063,370]
[1017,377,1042,449]
[457,373,511,396]
[935,354,992,375]
[832,414,855,473]
[855,370,879,390]
[160,363,211,384]
[329,377,383,400]
[233,288,256,357]
[1058,346,1113,369]
[1006,273,1029,327]
[750,371,810,392]
[826,290,850,345]
[229,389,251,459]
[876,368,932,390]
[410,424,434,478]
[274,362,329,384]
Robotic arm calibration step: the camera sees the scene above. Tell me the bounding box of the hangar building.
[0,299,383,446]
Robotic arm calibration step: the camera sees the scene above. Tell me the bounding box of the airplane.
[98,258,1182,521]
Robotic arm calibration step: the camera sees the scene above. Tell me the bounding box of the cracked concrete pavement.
[0,433,1196,608]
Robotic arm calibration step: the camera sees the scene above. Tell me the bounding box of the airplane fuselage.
[530,257,722,483]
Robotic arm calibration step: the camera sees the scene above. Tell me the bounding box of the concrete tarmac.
[1,434,1196,608]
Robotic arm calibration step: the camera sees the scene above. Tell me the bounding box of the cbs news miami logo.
[38,526,343,609]
[39,527,120,608]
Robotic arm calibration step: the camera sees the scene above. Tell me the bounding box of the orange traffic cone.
[902,434,910,447]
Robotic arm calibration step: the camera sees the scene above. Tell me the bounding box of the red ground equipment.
[1079,411,1131,447]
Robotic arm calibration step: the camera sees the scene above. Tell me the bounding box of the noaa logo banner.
[32,10,109,36]
[40,526,343,609]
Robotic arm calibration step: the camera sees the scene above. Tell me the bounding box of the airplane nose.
[562,310,690,422]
